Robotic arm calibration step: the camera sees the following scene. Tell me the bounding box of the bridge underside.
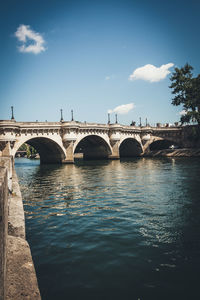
[149,139,180,151]
[119,138,143,157]
[75,135,112,160]
[26,137,65,164]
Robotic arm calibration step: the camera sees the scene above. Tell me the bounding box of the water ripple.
[15,157,200,300]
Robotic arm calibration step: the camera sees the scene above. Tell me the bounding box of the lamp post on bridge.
[139,117,141,127]
[71,109,74,121]
[115,114,118,124]
[108,113,110,124]
[60,109,63,122]
[11,106,15,120]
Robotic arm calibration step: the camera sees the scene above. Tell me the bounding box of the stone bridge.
[0,120,191,163]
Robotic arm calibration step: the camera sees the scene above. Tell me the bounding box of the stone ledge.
[0,157,12,192]
[4,160,41,300]
[8,169,25,239]
[0,166,8,300]
[6,235,41,300]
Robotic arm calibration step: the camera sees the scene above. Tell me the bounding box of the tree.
[18,143,37,158]
[169,63,200,124]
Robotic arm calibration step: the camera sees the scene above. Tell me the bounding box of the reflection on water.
[15,157,200,300]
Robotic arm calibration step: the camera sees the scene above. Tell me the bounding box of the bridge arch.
[119,137,143,157]
[12,136,66,164]
[74,134,112,160]
[146,136,181,152]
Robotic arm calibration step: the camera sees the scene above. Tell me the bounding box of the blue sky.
[0,0,200,125]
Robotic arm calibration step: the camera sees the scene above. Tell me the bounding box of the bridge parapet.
[0,120,183,134]
[0,120,198,162]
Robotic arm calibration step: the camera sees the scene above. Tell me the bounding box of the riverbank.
[144,148,200,157]
[0,157,41,300]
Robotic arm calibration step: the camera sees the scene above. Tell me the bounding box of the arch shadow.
[74,135,112,160]
[14,137,66,164]
[149,139,180,151]
[119,138,143,157]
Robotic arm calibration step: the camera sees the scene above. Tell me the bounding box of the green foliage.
[30,146,37,155]
[18,143,37,157]
[169,63,200,124]
[18,143,27,151]
[26,147,31,158]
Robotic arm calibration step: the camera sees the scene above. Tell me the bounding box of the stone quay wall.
[0,159,8,300]
[0,156,41,300]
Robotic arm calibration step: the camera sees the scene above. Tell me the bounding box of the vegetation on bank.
[18,144,38,158]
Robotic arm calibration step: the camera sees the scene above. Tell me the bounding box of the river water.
[15,157,200,300]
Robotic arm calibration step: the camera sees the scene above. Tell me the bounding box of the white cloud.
[15,24,46,54]
[108,103,134,115]
[129,63,174,82]
[105,76,110,80]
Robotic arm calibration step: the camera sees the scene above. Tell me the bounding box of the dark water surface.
[15,157,200,300]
